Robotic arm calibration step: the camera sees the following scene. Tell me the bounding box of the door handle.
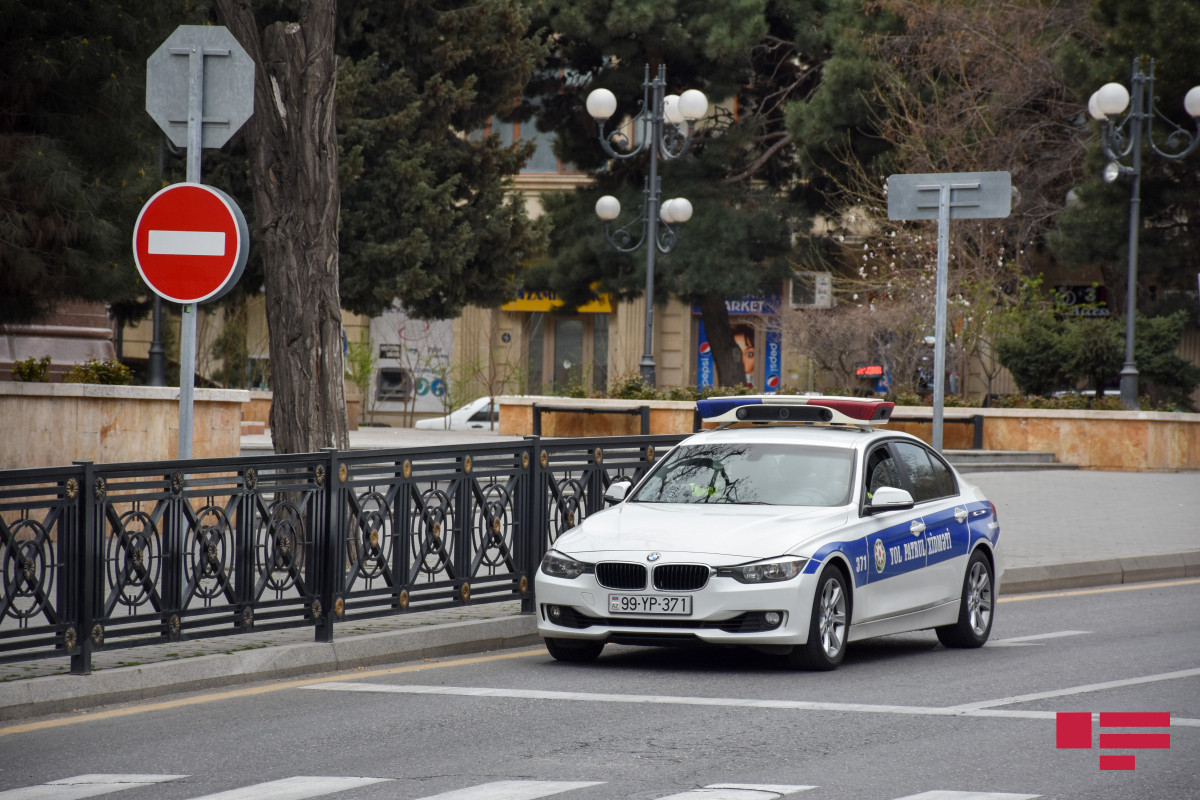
[910,520,925,536]
[954,507,968,523]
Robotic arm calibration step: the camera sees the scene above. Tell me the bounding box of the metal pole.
[932,183,950,452]
[640,66,665,387]
[1119,62,1145,411]
[178,43,204,459]
[149,296,166,386]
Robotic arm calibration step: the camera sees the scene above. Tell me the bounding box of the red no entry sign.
[133,183,249,304]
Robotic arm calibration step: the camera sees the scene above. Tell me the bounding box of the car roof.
[677,423,921,453]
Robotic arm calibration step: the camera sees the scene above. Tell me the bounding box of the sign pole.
[932,183,950,452]
[141,25,253,460]
[887,171,1011,453]
[176,43,207,460]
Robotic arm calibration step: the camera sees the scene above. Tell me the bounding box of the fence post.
[454,450,472,604]
[161,469,183,643]
[522,435,541,614]
[314,447,341,643]
[70,461,96,675]
[971,415,984,450]
[235,463,256,632]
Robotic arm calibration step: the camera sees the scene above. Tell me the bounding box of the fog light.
[548,605,562,620]
[764,611,782,626]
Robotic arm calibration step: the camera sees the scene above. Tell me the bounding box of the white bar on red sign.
[148,229,226,256]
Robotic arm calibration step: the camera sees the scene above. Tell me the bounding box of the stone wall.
[0,383,249,469]
[241,389,360,434]
[496,396,1200,471]
[497,396,697,438]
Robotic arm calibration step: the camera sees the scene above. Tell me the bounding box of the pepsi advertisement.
[695,318,782,392]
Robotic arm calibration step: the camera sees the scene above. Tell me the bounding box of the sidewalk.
[2,459,1196,722]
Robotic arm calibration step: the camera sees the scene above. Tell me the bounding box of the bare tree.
[797,0,1091,398]
[217,0,348,453]
[782,296,930,395]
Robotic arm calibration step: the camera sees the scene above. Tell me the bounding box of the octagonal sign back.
[146,25,254,149]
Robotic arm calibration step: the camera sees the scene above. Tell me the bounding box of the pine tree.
[1049,0,1200,313]
[0,0,195,326]
[334,1,547,321]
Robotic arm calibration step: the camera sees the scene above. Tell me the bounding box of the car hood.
[553,502,849,563]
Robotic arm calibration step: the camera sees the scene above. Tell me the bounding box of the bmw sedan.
[535,395,1001,670]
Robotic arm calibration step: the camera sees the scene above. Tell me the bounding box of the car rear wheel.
[936,550,994,648]
[544,637,604,663]
[787,566,849,670]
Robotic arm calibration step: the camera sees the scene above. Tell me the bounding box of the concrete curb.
[0,615,539,722]
[1000,552,1199,595]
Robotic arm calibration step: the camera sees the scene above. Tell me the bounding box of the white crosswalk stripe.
[409,781,603,800]
[0,774,185,800]
[0,774,1043,800]
[655,784,815,799]
[894,792,1039,800]
[183,777,391,800]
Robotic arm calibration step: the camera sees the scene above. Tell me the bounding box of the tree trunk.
[218,0,348,453]
[698,293,745,388]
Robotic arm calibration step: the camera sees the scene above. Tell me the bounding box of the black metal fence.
[0,434,686,673]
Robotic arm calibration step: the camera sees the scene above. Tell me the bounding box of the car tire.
[786,565,849,671]
[936,550,994,648]
[544,637,604,663]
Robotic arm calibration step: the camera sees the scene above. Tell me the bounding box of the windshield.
[631,443,855,506]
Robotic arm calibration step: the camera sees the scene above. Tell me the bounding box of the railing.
[0,434,686,673]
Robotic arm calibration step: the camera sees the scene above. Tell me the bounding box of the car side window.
[864,446,901,501]
[467,404,497,423]
[892,442,955,502]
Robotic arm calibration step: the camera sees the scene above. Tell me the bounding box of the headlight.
[718,557,806,584]
[539,549,592,580]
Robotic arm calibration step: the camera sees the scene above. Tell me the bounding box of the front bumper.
[534,570,819,647]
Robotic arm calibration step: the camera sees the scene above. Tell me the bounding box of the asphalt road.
[2,579,1196,800]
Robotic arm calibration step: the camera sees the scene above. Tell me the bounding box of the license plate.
[608,594,692,615]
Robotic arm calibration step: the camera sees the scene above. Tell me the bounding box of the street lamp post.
[586,64,707,387]
[1088,59,1200,410]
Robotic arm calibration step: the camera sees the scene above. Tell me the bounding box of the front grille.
[544,606,782,634]
[595,562,646,590]
[653,564,710,591]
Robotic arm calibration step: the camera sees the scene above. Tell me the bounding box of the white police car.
[535,395,1001,670]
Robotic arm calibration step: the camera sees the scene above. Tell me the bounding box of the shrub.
[608,373,664,400]
[12,356,51,382]
[62,358,134,385]
[1134,312,1200,410]
[994,313,1070,396]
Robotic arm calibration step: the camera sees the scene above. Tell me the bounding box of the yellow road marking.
[999,577,1200,602]
[0,647,544,738]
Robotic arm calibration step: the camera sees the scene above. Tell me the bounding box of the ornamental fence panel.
[0,434,685,673]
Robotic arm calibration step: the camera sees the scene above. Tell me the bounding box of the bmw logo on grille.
[647,552,661,562]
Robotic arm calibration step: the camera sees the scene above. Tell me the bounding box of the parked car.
[535,394,1001,670]
[414,397,501,431]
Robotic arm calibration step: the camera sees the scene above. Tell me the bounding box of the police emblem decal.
[874,539,886,572]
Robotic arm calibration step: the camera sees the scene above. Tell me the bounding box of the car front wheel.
[787,566,849,670]
[544,637,604,663]
[936,550,994,648]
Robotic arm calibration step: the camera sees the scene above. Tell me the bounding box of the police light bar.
[697,395,894,426]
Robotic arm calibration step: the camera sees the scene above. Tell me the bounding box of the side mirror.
[604,476,634,505]
[867,486,915,514]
